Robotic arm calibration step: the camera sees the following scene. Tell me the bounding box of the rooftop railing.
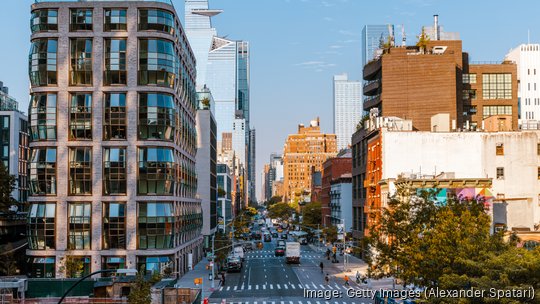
[34,0,173,5]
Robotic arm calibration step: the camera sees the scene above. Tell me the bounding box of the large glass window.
[69,147,92,195]
[70,38,93,86]
[462,73,477,84]
[0,116,9,169]
[138,39,177,88]
[31,9,58,32]
[29,39,57,86]
[137,256,172,275]
[68,203,91,250]
[138,147,176,195]
[138,9,175,35]
[103,203,126,249]
[70,9,93,31]
[482,73,512,99]
[138,93,175,140]
[103,148,126,195]
[29,148,56,195]
[69,93,92,140]
[483,105,513,119]
[138,202,174,249]
[104,39,127,85]
[29,93,56,141]
[102,256,126,276]
[28,203,56,250]
[104,9,127,31]
[29,257,55,278]
[104,93,127,140]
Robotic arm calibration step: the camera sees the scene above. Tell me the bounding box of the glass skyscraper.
[362,24,394,67]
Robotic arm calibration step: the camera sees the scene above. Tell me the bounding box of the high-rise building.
[333,74,362,150]
[283,118,337,202]
[248,128,256,204]
[217,164,232,232]
[362,24,394,67]
[196,87,218,248]
[505,44,540,128]
[0,82,29,207]
[27,0,202,279]
[232,114,247,168]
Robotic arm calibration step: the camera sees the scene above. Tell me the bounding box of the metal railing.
[34,0,173,4]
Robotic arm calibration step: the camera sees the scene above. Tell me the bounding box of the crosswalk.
[217,282,356,292]
[210,301,370,304]
[245,251,320,259]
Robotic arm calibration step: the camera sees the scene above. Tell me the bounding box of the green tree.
[128,266,161,304]
[265,196,282,208]
[268,202,294,220]
[0,162,17,212]
[0,244,18,276]
[217,187,226,198]
[302,201,322,229]
[416,26,430,54]
[323,226,338,244]
[244,207,257,217]
[59,256,85,278]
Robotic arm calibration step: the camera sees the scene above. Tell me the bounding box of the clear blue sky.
[2,0,539,200]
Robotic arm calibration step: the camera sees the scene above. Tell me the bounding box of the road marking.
[307,301,312,304]
[316,302,321,304]
[263,284,266,290]
[327,285,333,289]
[256,285,259,290]
[289,301,293,304]
[226,287,230,291]
[306,275,309,278]
[248,285,252,290]
[219,287,223,291]
[281,301,284,304]
[270,284,273,289]
[284,284,288,289]
[290,284,296,289]
[298,284,303,288]
[319,284,325,289]
[233,286,237,291]
[276,284,281,289]
[285,275,288,278]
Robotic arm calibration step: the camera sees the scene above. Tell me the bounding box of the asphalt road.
[209,229,373,304]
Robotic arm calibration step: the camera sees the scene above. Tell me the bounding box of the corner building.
[27,0,202,278]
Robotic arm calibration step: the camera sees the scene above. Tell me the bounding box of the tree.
[265,196,282,208]
[59,256,85,278]
[323,226,337,244]
[243,207,257,217]
[128,266,161,304]
[416,26,430,54]
[302,202,322,229]
[0,244,18,276]
[217,187,226,198]
[0,162,17,212]
[268,202,294,220]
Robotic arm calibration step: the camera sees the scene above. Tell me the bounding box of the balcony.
[363,79,380,96]
[363,94,381,111]
[363,58,381,80]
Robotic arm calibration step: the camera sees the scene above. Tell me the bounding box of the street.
[209,234,374,304]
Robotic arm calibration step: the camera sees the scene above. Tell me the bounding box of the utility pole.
[342,218,346,273]
[211,234,215,289]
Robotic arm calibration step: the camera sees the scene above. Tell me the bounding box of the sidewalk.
[175,257,219,300]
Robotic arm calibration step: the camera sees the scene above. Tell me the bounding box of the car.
[281,233,288,240]
[226,256,242,273]
[243,242,254,251]
[277,240,286,248]
[271,232,278,238]
[264,233,272,242]
[275,246,285,256]
[251,232,261,240]
[299,238,308,245]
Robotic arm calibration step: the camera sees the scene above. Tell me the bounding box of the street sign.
[336,224,344,234]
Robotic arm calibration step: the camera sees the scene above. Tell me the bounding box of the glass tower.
[362,24,394,67]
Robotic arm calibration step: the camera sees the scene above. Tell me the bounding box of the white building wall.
[505,44,540,126]
[331,182,353,232]
[232,118,246,166]
[333,74,362,151]
[381,129,540,231]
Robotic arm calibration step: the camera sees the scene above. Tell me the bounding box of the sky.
[2,0,540,201]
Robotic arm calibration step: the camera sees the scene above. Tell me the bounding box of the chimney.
[433,14,440,40]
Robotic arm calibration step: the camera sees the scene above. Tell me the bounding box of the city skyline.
[2,0,540,200]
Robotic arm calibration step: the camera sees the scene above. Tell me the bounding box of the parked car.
[271,232,278,238]
[274,246,285,256]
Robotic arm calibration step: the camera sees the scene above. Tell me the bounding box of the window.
[28,203,56,249]
[104,9,127,31]
[103,148,127,195]
[29,39,57,86]
[64,256,91,278]
[138,9,175,35]
[496,167,505,179]
[482,105,512,119]
[137,147,176,195]
[69,147,92,195]
[0,116,9,169]
[69,93,92,140]
[462,89,476,100]
[103,203,126,249]
[482,74,512,99]
[138,202,174,249]
[102,256,126,276]
[138,93,175,140]
[29,148,56,195]
[538,167,540,180]
[103,93,127,140]
[137,256,173,275]
[68,203,91,250]
[462,73,477,84]
[29,93,56,141]
[70,38,93,86]
[29,257,55,278]
[537,143,540,155]
[31,9,58,32]
[138,39,177,88]
[104,39,127,85]
[70,9,93,31]
[496,143,504,155]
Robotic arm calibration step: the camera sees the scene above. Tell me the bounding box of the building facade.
[282,118,337,202]
[505,44,540,128]
[321,150,352,226]
[333,74,361,151]
[196,89,217,247]
[329,174,352,230]
[0,82,29,206]
[27,0,202,278]
[217,164,232,232]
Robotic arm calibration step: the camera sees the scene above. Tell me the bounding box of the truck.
[233,246,245,261]
[285,242,300,264]
[265,218,272,227]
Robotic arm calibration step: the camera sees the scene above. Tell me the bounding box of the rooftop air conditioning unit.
[432,46,447,54]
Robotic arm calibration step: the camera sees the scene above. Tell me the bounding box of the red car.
[275,246,285,256]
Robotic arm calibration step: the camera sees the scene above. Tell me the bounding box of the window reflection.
[104,9,127,31]
[29,93,56,141]
[31,9,58,33]
[103,203,126,249]
[138,93,175,141]
[104,93,127,140]
[103,148,127,195]
[69,147,92,195]
[69,93,92,140]
[28,203,56,250]
[68,203,91,250]
[138,9,175,35]
[29,39,57,86]
[70,38,93,86]
[138,39,177,88]
[29,148,56,195]
[137,147,176,195]
[104,39,127,85]
[70,9,93,31]
[138,202,174,249]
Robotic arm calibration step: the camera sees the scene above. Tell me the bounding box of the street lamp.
[58,268,137,304]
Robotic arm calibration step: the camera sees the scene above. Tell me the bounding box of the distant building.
[217,164,232,232]
[333,74,362,150]
[362,24,394,67]
[222,132,232,152]
[283,118,337,202]
[505,44,540,128]
[310,168,322,204]
[0,82,29,206]
[321,149,352,226]
[329,174,352,229]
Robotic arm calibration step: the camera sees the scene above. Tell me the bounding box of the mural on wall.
[416,187,494,210]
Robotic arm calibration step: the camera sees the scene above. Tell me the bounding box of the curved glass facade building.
[27,0,202,279]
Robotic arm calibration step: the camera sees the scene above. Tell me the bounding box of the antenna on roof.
[401,24,406,46]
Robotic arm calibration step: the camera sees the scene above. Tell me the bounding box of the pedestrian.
[344,275,350,287]
[221,272,226,285]
[319,262,324,273]
[332,252,337,263]
[324,274,329,285]
[356,271,360,284]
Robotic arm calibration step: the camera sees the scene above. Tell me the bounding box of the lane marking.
[298,284,303,288]
[276,284,281,289]
[319,284,325,289]
[284,284,288,289]
[290,284,296,289]
[256,284,259,290]
[248,285,252,290]
[270,284,273,289]
[263,284,266,290]
[226,287,230,291]
[233,286,237,291]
